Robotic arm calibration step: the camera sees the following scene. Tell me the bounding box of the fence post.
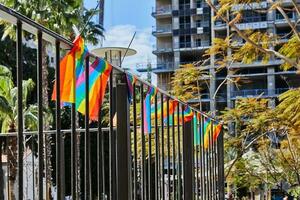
[217,129,225,200]
[116,72,131,200]
[183,118,193,200]
[16,19,24,200]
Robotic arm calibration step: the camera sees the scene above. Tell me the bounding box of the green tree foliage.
[277,88,300,127]
[171,63,208,110]
[0,65,53,198]
[220,89,300,198]
[202,1,300,197]
[1,0,104,42]
[0,0,104,117]
[206,0,300,71]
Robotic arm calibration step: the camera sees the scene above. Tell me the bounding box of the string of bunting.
[51,35,222,146]
[124,78,222,146]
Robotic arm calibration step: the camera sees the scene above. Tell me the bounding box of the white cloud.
[103,25,156,69]
[88,24,157,85]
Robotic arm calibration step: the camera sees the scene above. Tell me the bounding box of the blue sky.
[84,0,156,72]
[85,0,154,30]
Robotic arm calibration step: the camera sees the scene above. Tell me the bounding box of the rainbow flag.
[52,35,88,103]
[144,87,158,134]
[213,123,222,142]
[203,119,212,149]
[76,58,112,121]
[151,100,178,123]
[183,106,193,122]
[126,74,137,103]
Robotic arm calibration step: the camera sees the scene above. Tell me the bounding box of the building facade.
[150,0,300,112]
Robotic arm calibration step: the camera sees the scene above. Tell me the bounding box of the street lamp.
[91,47,137,67]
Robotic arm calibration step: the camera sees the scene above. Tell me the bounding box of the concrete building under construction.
[150,0,300,112]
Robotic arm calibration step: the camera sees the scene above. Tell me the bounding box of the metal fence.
[0,3,224,200]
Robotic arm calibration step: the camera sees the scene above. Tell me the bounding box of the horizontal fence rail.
[0,3,224,200]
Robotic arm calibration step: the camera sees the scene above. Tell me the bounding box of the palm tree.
[0,65,41,199]
[1,0,104,119]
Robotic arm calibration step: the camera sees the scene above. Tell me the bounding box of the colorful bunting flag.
[149,99,176,118]
[183,106,193,122]
[144,86,158,134]
[203,118,212,149]
[126,74,137,103]
[52,35,88,103]
[213,123,222,142]
[76,58,112,121]
[148,100,178,127]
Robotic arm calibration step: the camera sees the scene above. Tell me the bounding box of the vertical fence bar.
[84,56,91,199]
[148,87,152,200]
[32,134,36,199]
[103,52,108,199]
[215,126,218,199]
[202,117,206,200]
[6,136,9,199]
[101,123,106,198]
[183,114,193,200]
[154,94,159,200]
[177,105,182,200]
[133,83,138,200]
[218,129,224,200]
[97,106,102,200]
[206,118,209,200]
[160,93,165,200]
[212,123,216,200]
[71,104,77,199]
[140,84,146,200]
[207,121,213,199]
[37,30,43,200]
[116,73,131,200]
[166,98,170,200]
[61,134,65,197]
[195,117,199,200]
[71,49,77,200]
[109,68,116,200]
[16,20,24,200]
[172,108,176,200]
[55,40,62,200]
[210,125,213,200]
[200,116,204,200]
[148,121,152,200]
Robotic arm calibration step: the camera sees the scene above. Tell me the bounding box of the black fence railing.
[0,3,224,200]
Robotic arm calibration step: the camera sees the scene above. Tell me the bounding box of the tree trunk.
[42,40,52,199]
[42,41,49,116]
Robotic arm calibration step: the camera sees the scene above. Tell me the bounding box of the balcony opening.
[275,8,294,20]
[179,50,203,64]
[239,10,267,23]
[180,35,191,48]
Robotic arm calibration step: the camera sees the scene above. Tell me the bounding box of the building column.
[209,67,216,112]
[267,67,276,107]
[172,0,179,10]
[267,7,276,108]
[209,5,216,113]
[174,51,180,70]
[227,70,234,109]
